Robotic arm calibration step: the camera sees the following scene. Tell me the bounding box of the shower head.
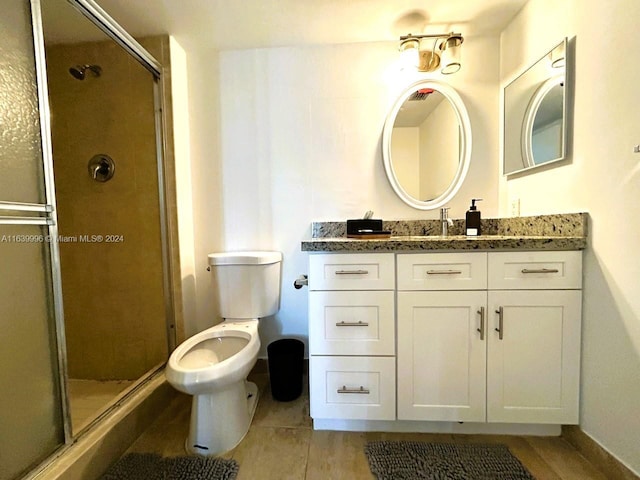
[69,64,102,80]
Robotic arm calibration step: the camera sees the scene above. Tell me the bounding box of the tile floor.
[126,373,610,479]
[68,379,134,434]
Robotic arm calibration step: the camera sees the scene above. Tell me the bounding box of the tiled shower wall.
[45,36,167,380]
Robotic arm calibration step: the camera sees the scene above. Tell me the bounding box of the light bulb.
[399,37,420,69]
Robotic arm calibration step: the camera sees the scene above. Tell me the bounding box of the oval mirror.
[382,80,472,210]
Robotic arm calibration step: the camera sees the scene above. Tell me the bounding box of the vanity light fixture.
[399,32,464,74]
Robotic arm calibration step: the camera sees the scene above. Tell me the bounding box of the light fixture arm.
[399,32,463,43]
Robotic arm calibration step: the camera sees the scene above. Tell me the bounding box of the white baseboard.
[312,418,561,436]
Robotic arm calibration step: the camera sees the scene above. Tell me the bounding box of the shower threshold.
[68,379,134,434]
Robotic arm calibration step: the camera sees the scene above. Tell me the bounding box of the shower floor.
[68,379,134,433]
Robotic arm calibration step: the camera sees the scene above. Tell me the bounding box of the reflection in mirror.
[382,81,471,210]
[523,76,564,167]
[504,39,569,175]
[391,90,459,201]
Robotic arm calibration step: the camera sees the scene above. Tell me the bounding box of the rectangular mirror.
[503,38,569,176]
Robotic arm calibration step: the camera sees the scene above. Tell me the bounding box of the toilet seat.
[166,320,259,395]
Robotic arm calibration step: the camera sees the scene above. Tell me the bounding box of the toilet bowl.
[166,320,260,455]
[165,251,282,456]
[167,320,259,395]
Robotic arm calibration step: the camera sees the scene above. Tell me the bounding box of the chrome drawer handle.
[337,386,370,394]
[426,269,462,275]
[495,306,504,340]
[335,269,369,275]
[477,306,485,341]
[336,321,369,327]
[521,268,559,274]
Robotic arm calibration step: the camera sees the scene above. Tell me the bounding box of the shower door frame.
[57,0,179,355]
[26,0,177,466]
[60,0,178,355]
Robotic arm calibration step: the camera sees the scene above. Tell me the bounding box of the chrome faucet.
[440,207,454,236]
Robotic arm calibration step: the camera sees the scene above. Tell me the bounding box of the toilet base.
[186,380,259,456]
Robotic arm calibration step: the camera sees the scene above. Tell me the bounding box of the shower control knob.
[88,154,115,182]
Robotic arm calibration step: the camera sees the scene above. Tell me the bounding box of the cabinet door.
[397,291,487,422]
[487,290,581,424]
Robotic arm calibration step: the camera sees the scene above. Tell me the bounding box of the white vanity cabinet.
[486,251,582,424]
[397,251,582,425]
[308,253,396,421]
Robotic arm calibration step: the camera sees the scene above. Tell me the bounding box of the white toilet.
[165,251,282,456]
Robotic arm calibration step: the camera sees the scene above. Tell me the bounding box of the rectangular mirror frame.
[503,38,571,177]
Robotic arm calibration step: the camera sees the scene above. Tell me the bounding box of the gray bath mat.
[101,453,238,480]
[365,441,535,480]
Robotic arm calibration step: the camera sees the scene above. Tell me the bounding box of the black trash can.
[267,338,304,401]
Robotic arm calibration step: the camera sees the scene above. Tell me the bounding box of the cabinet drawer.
[309,356,396,420]
[309,291,395,355]
[397,252,487,290]
[309,253,394,290]
[488,251,582,290]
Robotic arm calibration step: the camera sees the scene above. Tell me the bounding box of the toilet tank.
[207,251,282,319]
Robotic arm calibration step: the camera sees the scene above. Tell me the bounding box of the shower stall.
[0,0,178,478]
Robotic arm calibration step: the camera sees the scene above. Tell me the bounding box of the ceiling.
[46,0,528,49]
[395,93,446,128]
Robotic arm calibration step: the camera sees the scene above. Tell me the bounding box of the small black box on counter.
[346,219,383,235]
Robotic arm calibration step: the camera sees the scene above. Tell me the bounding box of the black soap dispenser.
[465,198,483,236]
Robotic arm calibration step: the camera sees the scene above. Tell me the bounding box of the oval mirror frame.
[382,80,472,210]
[521,75,565,169]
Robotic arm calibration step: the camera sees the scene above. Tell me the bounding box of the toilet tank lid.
[208,251,282,266]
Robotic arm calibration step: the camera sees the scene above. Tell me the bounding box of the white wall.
[171,40,226,337]
[419,99,459,200]
[390,127,420,198]
[208,37,499,356]
[169,37,196,339]
[500,0,640,474]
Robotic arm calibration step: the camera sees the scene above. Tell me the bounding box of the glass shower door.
[0,1,67,479]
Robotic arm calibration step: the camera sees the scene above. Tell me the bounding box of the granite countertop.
[301,213,588,252]
[301,234,586,252]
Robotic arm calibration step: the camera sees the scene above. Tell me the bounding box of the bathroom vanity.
[301,213,587,435]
